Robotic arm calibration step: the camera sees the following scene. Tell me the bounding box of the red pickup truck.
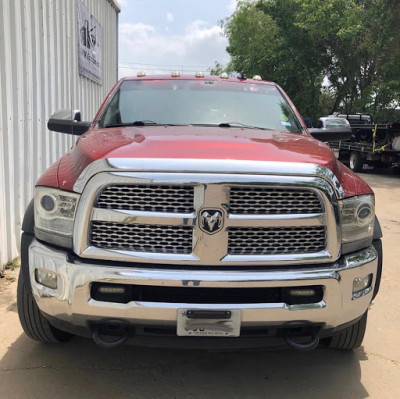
[18,74,382,351]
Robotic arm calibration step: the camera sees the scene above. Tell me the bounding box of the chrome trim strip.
[82,246,199,262]
[73,158,345,199]
[222,251,333,264]
[227,213,325,227]
[100,300,327,311]
[91,208,196,226]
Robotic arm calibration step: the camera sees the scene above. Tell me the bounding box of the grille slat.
[97,184,194,213]
[230,187,322,215]
[228,226,326,255]
[91,222,193,254]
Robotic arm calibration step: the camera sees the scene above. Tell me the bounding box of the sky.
[117,0,237,77]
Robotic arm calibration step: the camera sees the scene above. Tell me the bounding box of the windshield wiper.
[104,120,159,128]
[104,120,186,128]
[219,122,272,130]
[190,122,272,130]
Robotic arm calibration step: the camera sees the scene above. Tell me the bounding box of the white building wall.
[0,0,120,270]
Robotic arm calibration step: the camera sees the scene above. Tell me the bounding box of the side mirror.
[309,127,352,142]
[47,109,91,135]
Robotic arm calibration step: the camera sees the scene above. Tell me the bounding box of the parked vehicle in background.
[325,113,400,172]
[17,73,382,351]
[317,116,351,129]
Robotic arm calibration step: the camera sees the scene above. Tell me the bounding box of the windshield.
[98,79,303,133]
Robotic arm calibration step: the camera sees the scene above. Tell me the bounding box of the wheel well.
[21,199,35,291]
[373,217,382,240]
[22,199,34,234]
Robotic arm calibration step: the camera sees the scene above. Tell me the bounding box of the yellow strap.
[375,143,391,153]
[372,124,378,154]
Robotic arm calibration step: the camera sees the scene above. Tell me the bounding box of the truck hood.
[38,126,372,196]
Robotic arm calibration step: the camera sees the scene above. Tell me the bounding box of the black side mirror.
[309,127,352,142]
[47,109,91,135]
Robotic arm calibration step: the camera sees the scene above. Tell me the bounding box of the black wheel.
[349,151,363,172]
[328,312,367,350]
[17,269,72,343]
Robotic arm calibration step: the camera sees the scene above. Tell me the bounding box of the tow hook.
[283,325,320,351]
[92,321,129,348]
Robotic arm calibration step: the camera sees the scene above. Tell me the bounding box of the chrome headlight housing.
[34,187,80,247]
[339,194,375,245]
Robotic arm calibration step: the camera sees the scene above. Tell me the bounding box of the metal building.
[0,0,120,271]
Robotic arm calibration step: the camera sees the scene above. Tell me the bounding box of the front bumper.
[29,239,378,339]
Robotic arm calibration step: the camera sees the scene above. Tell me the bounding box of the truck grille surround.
[75,173,339,266]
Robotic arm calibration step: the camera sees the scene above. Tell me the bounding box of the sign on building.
[77,0,103,84]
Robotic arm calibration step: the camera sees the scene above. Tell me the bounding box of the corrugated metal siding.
[0,0,119,270]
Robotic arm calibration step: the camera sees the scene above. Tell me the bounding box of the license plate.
[177,309,241,337]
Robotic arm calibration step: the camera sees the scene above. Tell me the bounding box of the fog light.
[35,268,58,289]
[288,288,316,297]
[352,274,372,298]
[98,286,126,295]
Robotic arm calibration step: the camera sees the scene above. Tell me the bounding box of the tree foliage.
[221,0,400,122]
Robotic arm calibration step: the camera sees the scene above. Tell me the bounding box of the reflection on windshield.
[99,80,302,134]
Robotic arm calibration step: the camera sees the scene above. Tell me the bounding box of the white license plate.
[177,309,241,337]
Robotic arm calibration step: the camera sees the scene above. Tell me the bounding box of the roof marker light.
[252,75,262,81]
[137,71,146,77]
[195,71,204,78]
[220,72,229,79]
[171,71,181,77]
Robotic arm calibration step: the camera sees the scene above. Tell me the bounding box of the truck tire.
[349,151,363,172]
[328,312,367,350]
[17,270,71,343]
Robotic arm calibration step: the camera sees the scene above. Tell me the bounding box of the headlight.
[339,194,375,244]
[34,187,80,237]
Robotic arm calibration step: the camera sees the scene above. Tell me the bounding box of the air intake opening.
[91,283,324,305]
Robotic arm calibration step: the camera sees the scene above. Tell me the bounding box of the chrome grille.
[229,187,322,214]
[91,222,193,254]
[77,170,339,265]
[96,185,194,213]
[228,226,326,255]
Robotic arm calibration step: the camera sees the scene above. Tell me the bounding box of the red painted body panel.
[337,161,373,196]
[51,125,371,196]
[38,76,373,197]
[36,159,61,187]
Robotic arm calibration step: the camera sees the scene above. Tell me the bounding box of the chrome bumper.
[29,239,378,331]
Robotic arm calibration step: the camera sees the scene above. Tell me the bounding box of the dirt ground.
[0,171,399,399]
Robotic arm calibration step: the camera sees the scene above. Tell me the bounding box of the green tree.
[209,61,227,76]
[222,0,325,121]
[221,0,400,122]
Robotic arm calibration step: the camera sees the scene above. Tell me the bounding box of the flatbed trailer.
[327,122,400,172]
